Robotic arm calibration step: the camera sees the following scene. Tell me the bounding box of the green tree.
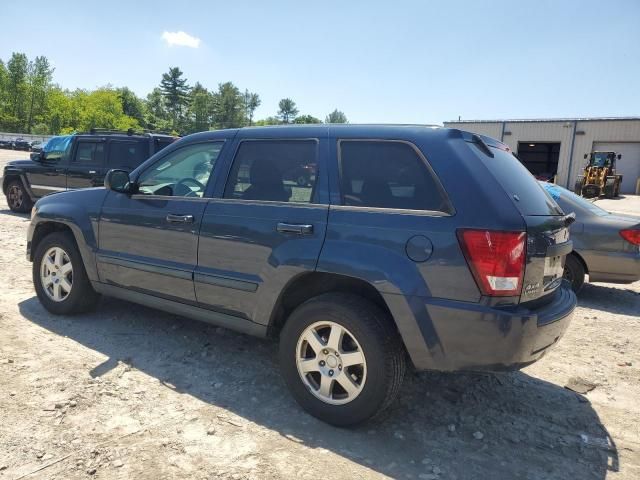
[253,116,280,126]
[294,114,322,124]
[277,98,298,124]
[144,87,171,132]
[242,89,261,126]
[325,109,348,124]
[212,82,244,129]
[46,86,74,134]
[159,67,191,130]
[117,87,147,128]
[5,53,29,130]
[188,82,215,133]
[26,56,54,132]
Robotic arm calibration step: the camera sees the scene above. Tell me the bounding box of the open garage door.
[516,142,560,182]
[594,142,640,194]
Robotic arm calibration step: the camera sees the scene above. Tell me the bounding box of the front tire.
[279,293,406,426]
[563,254,585,292]
[6,179,33,213]
[33,232,100,315]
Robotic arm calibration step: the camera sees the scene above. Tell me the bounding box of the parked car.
[3,130,176,212]
[13,137,32,151]
[540,182,640,291]
[30,140,44,153]
[27,125,577,426]
[0,138,14,149]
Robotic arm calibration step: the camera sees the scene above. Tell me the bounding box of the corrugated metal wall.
[444,119,640,190]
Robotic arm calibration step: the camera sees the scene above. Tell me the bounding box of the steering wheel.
[175,177,206,197]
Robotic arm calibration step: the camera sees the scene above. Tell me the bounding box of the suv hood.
[6,159,38,169]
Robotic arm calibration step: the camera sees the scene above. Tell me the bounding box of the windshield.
[539,182,609,217]
[590,152,611,168]
[42,135,73,160]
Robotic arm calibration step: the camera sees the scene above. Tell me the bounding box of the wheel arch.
[29,219,99,283]
[3,173,35,201]
[30,222,77,262]
[569,250,589,274]
[267,272,394,339]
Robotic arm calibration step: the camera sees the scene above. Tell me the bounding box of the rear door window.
[109,140,148,169]
[224,140,318,203]
[73,141,105,166]
[339,140,448,212]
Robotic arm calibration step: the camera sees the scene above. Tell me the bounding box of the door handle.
[166,214,194,224]
[277,222,314,235]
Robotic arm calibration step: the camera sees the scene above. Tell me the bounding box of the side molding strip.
[194,272,258,292]
[97,254,192,280]
[92,282,267,337]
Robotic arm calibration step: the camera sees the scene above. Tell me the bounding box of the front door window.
[137,142,223,197]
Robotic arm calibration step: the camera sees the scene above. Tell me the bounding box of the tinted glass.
[74,142,105,165]
[109,141,147,169]
[154,137,174,153]
[224,140,318,203]
[339,141,446,211]
[137,142,223,197]
[476,146,563,216]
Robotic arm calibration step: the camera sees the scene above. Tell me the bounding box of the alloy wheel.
[295,321,367,405]
[8,184,23,210]
[40,247,73,302]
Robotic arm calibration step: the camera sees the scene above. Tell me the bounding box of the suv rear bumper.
[387,282,576,371]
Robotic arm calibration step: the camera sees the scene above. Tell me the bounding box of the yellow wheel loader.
[574,151,623,198]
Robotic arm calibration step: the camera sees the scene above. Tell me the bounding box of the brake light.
[458,229,526,296]
[620,229,640,246]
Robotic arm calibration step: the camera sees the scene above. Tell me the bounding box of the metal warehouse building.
[443,117,640,194]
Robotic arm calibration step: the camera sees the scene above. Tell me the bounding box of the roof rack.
[141,129,177,137]
[84,128,177,137]
[88,128,138,136]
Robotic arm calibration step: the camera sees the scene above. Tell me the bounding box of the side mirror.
[583,154,588,159]
[104,169,132,193]
[30,152,42,162]
[617,154,622,160]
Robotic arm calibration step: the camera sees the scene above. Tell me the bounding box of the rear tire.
[279,293,406,427]
[6,179,32,213]
[33,232,100,315]
[574,177,584,195]
[563,254,585,293]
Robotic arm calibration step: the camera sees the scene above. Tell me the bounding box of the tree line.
[0,52,348,136]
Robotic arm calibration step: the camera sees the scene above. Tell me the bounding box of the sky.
[1,0,639,124]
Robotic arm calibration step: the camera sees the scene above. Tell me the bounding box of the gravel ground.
[1,148,639,480]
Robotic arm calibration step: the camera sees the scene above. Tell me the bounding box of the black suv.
[3,130,175,212]
[27,125,577,426]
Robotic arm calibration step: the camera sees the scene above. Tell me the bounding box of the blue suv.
[27,125,577,426]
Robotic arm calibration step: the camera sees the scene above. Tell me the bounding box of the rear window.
[477,146,563,216]
[339,140,448,212]
[109,141,148,169]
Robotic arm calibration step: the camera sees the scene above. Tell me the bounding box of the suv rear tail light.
[620,229,640,246]
[457,229,526,296]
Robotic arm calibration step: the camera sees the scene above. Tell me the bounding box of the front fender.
[28,189,109,282]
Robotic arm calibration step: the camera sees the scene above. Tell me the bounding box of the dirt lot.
[1,148,639,480]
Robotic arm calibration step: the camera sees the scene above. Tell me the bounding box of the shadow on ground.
[578,282,640,317]
[19,296,618,479]
[0,208,30,219]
